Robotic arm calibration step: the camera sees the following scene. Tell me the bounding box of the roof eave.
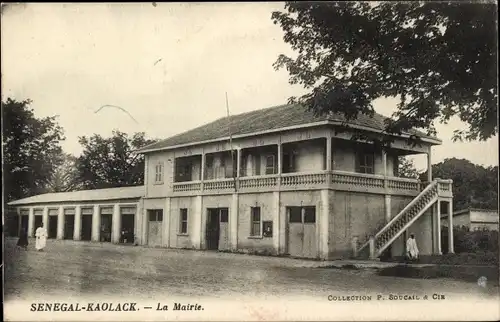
[135,121,441,154]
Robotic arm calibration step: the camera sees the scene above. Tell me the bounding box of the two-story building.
[7,103,455,260]
[136,103,455,259]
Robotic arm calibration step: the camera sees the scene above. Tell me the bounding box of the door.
[148,210,163,247]
[81,215,93,241]
[121,214,135,244]
[48,215,58,239]
[20,214,29,235]
[100,213,113,242]
[218,208,229,250]
[287,206,317,258]
[64,215,75,240]
[206,209,220,250]
[34,215,43,231]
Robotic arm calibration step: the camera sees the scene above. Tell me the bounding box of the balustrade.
[170,171,429,196]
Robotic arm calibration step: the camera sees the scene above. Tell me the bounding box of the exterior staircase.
[356,179,446,259]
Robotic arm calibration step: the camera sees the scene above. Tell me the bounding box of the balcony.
[172,170,453,197]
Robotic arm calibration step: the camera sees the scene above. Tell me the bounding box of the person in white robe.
[35,223,48,251]
[406,234,419,260]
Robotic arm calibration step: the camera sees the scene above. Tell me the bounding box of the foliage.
[2,98,65,201]
[45,153,83,193]
[397,156,420,179]
[76,131,157,189]
[272,2,497,143]
[420,158,498,210]
[442,226,499,254]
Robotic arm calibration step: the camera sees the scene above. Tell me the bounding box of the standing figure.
[35,223,48,251]
[406,234,419,261]
[17,228,29,250]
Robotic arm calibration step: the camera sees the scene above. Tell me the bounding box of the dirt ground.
[4,238,498,302]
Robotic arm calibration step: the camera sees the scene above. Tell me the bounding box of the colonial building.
[7,104,455,259]
[7,186,143,244]
[441,208,499,231]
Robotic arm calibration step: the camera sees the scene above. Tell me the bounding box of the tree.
[45,153,83,193]
[397,156,419,179]
[420,158,498,211]
[76,131,157,189]
[272,2,497,143]
[2,98,65,201]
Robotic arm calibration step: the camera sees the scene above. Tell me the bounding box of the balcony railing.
[170,170,454,197]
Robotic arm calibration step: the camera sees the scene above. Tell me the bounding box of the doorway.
[34,215,43,235]
[121,213,135,244]
[81,215,93,241]
[20,214,29,235]
[48,215,58,239]
[147,209,163,246]
[205,208,229,250]
[64,215,75,240]
[286,206,317,258]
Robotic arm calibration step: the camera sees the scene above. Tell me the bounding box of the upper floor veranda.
[137,104,452,199]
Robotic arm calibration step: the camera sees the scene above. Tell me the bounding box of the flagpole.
[225,92,237,192]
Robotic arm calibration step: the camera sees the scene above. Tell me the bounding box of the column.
[382,150,388,191]
[73,205,82,241]
[56,206,65,239]
[277,141,282,189]
[201,152,206,183]
[230,193,239,251]
[435,201,442,255]
[193,195,203,249]
[163,197,171,247]
[272,191,280,255]
[112,203,121,243]
[448,200,454,253]
[236,149,241,178]
[17,208,22,236]
[42,207,49,230]
[27,207,35,237]
[326,135,332,171]
[427,147,432,182]
[135,199,144,245]
[142,207,149,245]
[384,195,391,223]
[91,205,100,242]
[320,189,331,259]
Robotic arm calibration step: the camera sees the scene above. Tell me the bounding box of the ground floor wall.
[141,189,439,260]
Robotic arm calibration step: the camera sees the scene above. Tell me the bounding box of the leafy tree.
[272,2,497,142]
[2,98,65,201]
[397,156,420,179]
[76,131,157,189]
[45,153,83,193]
[420,158,498,211]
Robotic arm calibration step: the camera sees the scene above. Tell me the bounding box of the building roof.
[441,207,499,219]
[7,186,144,206]
[453,208,499,216]
[136,103,440,153]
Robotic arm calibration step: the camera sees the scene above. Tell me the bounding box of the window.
[356,152,375,174]
[154,162,164,183]
[179,208,188,234]
[175,159,192,182]
[304,207,316,223]
[289,207,302,223]
[205,155,214,179]
[148,209,163,222]
[265,155,276,175]
[220,209,228,223]
[250,207,261,236]
[283,152,296,173]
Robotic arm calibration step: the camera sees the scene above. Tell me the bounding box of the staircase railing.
[356,180,439,258]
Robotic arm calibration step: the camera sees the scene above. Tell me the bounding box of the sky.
[2,2,498,171]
